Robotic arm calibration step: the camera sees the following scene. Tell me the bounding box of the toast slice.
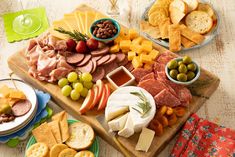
[180,24,205,44]
[169,0,188,13]
[169,24,181,52]
[159,18,171,39]
[185,11,213,34]
[170,7,185,24]
[197,3,216,21]
[182,0,198,12]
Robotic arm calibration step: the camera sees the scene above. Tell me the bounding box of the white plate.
[141,0,220,51]
[0,79,38,136]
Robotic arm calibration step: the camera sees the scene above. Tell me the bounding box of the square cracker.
[181,36,196,48]
[169,24,181,52]
[52,111,69,142]
[159,18,171,39]
[32,122,57,149]
[180,24,205,44]
[140,21,161,39]
[48,120,62,144]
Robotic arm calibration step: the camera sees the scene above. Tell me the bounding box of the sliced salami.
[66,53,85,64]
[97,55,110,66]
[92,67,105,82]
[91,47,109,56]
[154,89,181,107]
[138,79,167,96]
[124,62,134,72]
[104,54,117,65]
[76,54,91,66]
[116,53,126,63]
[12,100,32,117]
[91,59,97,73]
[139,72,155,82]
[131,68,152,82]
[76,60,93,73]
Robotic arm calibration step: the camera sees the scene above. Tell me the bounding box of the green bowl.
[165,58,201,85]
[25,119,99,157]
[90,18,120,42]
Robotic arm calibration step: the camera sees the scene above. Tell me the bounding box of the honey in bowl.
[110,69,131,87]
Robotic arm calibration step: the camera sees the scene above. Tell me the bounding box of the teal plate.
[25,119,99,157]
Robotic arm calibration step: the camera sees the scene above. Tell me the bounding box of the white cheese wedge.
[85,11,96,36]
[118,113,134,138]
[135,127,155,152]
[64,14,81,32]
[105,106,129,122]
[78,12,86,35]
[108,112,129,131]
[105,86,156,138]
[49,21,71,39]
[74,11,84,33]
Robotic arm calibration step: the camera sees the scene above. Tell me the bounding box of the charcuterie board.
[7,4,220,157]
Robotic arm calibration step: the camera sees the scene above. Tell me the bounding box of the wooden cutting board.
[7,4,220,157]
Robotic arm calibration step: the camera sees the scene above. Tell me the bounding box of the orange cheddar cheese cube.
[148,49,159,60]
[9,91,26,100]
[114,36,121,44]
[120,40,131,52]
[129,29,139,40]
[132,56,143,69]
[130,44,142,55]
[110,44,120,53]
[140,54,152,64]
[141,40,153,53]
[132,36,143,45]
[128,51,136,61]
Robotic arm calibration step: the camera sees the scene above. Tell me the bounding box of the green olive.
[167,60,178,69]
[187,71,196,80]
[183,56,192,64]
[178,64,188,73]
[178,61,183,66]
[177,73,187,82]
[169,69,178,79]
[187,63,197,71]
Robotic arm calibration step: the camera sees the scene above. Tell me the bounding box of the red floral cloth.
[170,114,235,157]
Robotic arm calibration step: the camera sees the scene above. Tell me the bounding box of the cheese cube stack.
[49,11,107,39]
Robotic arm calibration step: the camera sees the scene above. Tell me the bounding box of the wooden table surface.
[0,0,234,157]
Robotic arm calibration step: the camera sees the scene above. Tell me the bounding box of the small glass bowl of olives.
[165,56,200,85]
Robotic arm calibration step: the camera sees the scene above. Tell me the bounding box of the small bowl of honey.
[106,66,135,89]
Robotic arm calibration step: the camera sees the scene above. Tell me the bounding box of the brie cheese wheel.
[105,86,156,137]
[105,106,129,122]
[118,113,134,137]
[108,112,129,131]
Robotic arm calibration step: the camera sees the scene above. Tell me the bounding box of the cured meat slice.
[97,55,110,66]
[76,54,91,66]
[103,61,118,75]
[91,59,97,73]
[155,52,176,65]
[118,56,128,66]
[153,62,165,73]
[76,60,93,73]
[92,67,105,82]
[91,56,102,62]
[131,68,152,82]
[138,79,167,96]
[177,87,192,106]
[116,53,126,63]
[66,53,85,64]
[12,100,32,116]
[139,72,155,82]
[154,89,181,107]
[91,47,109,56]
[124,62,134,72]
[104,54,117,65]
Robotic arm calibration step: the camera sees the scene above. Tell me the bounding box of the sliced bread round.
[65,122,95,150]
[182,0,198,12]
[169,0,188,13]
[185,11,213,34]
[197,3,216,20]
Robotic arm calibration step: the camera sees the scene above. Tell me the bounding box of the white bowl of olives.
[165,56,200,85]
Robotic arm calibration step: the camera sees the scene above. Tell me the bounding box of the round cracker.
[74,150,95,157]
[148,6,169,17]
[26,142,49,157]
[50,144,68,157]
[154,0,173,7]
[58,148,77,157]
[185,11,213,34]
[149,10,168,26]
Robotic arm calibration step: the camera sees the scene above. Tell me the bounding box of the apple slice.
[96,80,105,99]
[79,89,95,114]
[89,85,99,110]
[97,84,111,111]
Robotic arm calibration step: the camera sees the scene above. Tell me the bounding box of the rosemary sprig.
[130,90,151,117]
[54,27,89,42]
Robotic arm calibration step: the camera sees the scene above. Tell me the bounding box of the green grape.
[80,88,88,97]
[70,89,80,101]
[74,82,84,92]
[81,72,93,82]
[58,78,68,88]
[83,81,93,89]
[72,80,80,88]
[67,72,78,82]
[78,73,83,82]
[61,85,72,97]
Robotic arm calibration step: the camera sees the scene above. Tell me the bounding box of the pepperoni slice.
[12,100,32,117]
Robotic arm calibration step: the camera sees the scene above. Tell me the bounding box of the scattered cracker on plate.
[26,142,49,157]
